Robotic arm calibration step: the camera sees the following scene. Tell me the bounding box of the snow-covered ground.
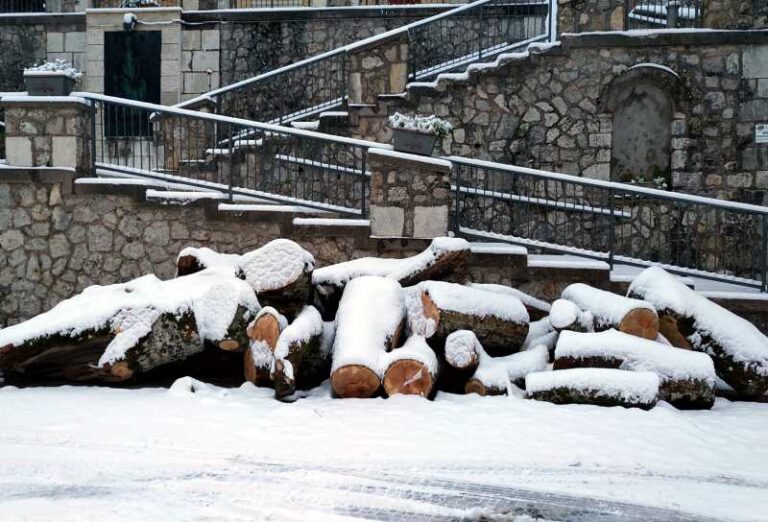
[0,383,767,521]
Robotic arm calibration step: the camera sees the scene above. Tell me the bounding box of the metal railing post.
[360,149,367,218]
[453,164,461,234]
[667,1,680,28]
[608,187,615,270]
[478,3,484,62]
[90,100,97,177]
[762,214,767,292]
[228,125,235,202]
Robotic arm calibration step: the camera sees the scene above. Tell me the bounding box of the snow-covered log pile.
[553,330,717,409]
[629,267,768,398]
[3,237,767,410]
[312,237,470,319]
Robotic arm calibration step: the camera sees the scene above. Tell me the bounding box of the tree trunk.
[244,307,286,387]
[381,336,438,398]
[562,283,658,339]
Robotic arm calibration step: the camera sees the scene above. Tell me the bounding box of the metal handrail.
[76,92,387,215]
[450,156,768,290]
[175,0,552,123]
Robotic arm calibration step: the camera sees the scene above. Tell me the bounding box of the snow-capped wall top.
[629,267,768,375]
[556,329,716,382]
[526,368,660,404]
[237,239,315,294]
[562,283,655,327]
[422,281,529,323]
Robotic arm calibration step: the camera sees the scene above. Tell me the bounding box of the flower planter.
[24,73,76,96]
[392,128,438,156]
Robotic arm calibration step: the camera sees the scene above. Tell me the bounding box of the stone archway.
[601,64,686,188]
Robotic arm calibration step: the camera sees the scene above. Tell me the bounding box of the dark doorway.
[104,30,161,137]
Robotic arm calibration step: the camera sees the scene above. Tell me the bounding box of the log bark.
[331,276,405,398]
[561,284,658,339]
[628,266,768,399]
[420,283,529,357]
[271,306,331,399]
[213,305,252,352]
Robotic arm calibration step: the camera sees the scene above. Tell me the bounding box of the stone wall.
[369,32,768,203]
[0,22,48,93]
[557,0,768,34]
[218,8,446,87]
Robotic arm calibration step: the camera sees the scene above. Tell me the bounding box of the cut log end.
[176,254,203,277]
[247,313,281,348]
[618,308,660,340]
[421,291,440,327]
[383,359,434,398]
[217,339,241,352]
[465,378,506,396]
[109,361,134,381]
[331,364,381,399]
[658,315,693,349]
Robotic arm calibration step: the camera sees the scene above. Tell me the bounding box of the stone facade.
[2,100,93,173]
[558,0,767,34]
[348,36,409,106]
[369,149,451,238]
[0,22,48,93]
[365,32,768,202]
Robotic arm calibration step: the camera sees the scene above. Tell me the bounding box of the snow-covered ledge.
[0,94,93,174]
[368,148,452,239]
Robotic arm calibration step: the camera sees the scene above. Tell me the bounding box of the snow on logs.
[330,276,406,398]
[236,239,315,318]
[554,329,716,409]
[176,247,241,277]
[470,283,552,321]
[548,299,593,333]
[526,368,660,409]
[415,281,530,356]
[629,267,768,398]
[0,272,260,382]
[271,306,333,399]
[561,284,659,339]
[312,237,470,319]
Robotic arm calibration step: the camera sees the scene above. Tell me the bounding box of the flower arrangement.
[24,59,82,80]
[388,113,453,138]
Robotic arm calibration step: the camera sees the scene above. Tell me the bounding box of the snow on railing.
[450,155,768,291]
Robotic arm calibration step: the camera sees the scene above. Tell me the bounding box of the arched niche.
[600,64,686,187]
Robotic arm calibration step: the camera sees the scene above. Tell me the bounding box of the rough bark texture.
[215,305,252,352]
[273,326,329,399]
[422,292,529,357]
[529,386,657,410]
[554,355,714,409]
[465,377,506,396]
[257,271,313,320]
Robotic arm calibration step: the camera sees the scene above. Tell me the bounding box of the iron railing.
[451,157,768,290]
[177,0,551,123]
[91,0,180,7]
[81,92,376,215]
[0,0,45,12]
[625,0,702,29]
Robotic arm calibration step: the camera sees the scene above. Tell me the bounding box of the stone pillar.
[347,34,409,106]
[368,148,452,238]
[1,97,94,175]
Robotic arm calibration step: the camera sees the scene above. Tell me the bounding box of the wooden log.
[549,299,593,333]
[418,281,529,357]
[553,329,716,409]
[471,283,551,321]
[526,368,660,409]
[441,330,482,393]
[244,307,287,387]
[271,306,332,399]
[381,336,438,398]
[331,276,405,398]
[237,239,315,318]
[562,283,658,340]
[629,267,768,398]
[465,345,550,396]
[313,237,471,320]
[176,246,241,277]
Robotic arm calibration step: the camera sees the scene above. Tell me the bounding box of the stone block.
[389,62,407,93]
[51,136,77,168]
[202,29,219,50]
[758,80,768,99]
[64,31,85,53]
[192,50,218,72]
[743,46,768,78]
[370,206,404,237]
[47,32,64,53]
[413,206,448,239]
[182,30,201,51]
[6,137,33,167]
